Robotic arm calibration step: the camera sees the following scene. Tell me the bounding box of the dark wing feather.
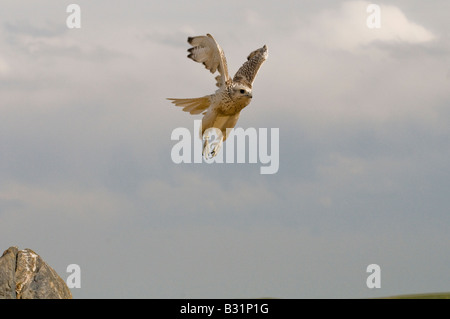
[187,34,231,88]
[233,45,268,88]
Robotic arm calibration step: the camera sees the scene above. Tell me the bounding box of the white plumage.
[168,33,268,158]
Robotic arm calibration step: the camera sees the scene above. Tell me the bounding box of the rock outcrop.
[0,246,72,299]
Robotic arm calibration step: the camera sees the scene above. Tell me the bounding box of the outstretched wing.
[187,34,231,88]
[233,45,268,89]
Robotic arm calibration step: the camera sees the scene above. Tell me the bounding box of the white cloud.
[299,1,436,52]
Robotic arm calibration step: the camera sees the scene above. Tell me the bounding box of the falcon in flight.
[167,33,268,159]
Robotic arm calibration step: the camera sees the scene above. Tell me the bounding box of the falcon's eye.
[240,89,245,94]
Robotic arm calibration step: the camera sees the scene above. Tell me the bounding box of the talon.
[202,137,223,160]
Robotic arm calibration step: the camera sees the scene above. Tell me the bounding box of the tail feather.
[167,96,211,115]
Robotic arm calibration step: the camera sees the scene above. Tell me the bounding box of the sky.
[0,0,449,299]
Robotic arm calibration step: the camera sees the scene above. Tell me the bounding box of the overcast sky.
[1,0,449,298]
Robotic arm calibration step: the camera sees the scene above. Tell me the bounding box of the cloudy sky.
[1,0,449,298]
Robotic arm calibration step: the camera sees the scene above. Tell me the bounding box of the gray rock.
[0,246,18,299]
[0,246,72,299]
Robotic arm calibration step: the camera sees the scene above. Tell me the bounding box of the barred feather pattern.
[233,45,268,89]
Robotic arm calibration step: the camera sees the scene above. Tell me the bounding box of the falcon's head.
[230,83,252,104]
